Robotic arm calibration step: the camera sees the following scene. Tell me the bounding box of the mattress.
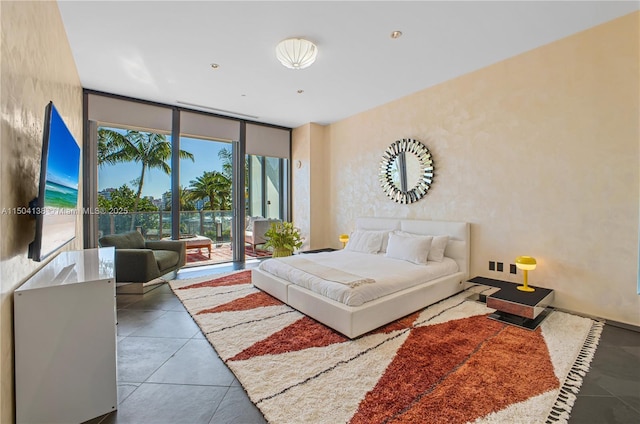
[257,250,459,306]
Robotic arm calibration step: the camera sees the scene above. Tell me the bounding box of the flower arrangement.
[264,221,304,257]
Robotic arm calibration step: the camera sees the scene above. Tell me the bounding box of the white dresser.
[14,248,117,424]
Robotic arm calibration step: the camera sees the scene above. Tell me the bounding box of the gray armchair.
[98,231,186,283]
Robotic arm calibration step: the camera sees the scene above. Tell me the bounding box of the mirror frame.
[379,138,434,204]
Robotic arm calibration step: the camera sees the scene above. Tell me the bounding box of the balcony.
[98,210,272,266]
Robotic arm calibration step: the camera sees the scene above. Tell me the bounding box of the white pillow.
[428,235,450,262]
[385,232,433,264]
[344,230,384,254]
[394,231,450,262]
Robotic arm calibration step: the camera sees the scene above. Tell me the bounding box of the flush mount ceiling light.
[276,37,318,70]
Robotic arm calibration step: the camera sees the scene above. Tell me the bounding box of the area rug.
[170,270,604,424]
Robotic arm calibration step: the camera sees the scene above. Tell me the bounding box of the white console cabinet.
[14,248,117,424]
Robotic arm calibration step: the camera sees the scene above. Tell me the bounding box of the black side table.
[467,276,554,330]
[300,248,337,254]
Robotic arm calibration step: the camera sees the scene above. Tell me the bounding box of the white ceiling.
[57,1,638,129]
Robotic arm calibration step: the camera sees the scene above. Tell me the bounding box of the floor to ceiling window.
[96,126,175,242]
[84,92,291,266]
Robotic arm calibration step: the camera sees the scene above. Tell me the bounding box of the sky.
[98,134,230,199]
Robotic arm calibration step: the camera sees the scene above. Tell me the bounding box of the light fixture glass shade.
[276,38,318,69]
[516,256,537,270]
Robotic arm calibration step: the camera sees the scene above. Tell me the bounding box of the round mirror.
[379,139,434,204]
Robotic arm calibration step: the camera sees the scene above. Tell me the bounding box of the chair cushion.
[99,231,145,249]
[153,250,180,272]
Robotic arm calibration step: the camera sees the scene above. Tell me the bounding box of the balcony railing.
[97,210,268,265]
[98,210,233,242]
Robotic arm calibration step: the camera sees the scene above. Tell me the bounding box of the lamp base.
[517,285,535,292]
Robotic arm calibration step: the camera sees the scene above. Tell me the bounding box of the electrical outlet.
[510,264,517,274]
[489,261,495,271]
[497,262,504,272]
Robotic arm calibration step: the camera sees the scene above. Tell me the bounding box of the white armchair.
[246,218,281,250]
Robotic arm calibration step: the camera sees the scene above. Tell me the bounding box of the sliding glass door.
[179,136,234,265]
[247,155,287,220]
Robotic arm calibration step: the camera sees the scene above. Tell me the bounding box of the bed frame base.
[253,269,464,338]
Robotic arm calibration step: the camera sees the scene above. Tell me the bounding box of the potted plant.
[264,221,303,257]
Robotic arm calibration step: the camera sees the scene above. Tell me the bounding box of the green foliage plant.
[264,222,303,256]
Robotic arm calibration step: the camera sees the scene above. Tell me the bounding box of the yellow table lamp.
[339,234,349,248]
[516,256,537,292]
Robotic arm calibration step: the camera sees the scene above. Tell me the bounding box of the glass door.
[179,136,233,266]
[247,154,287,219]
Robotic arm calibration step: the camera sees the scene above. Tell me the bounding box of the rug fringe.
[545,319,605,423]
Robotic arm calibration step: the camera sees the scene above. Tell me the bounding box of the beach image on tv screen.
[40,105,80,257]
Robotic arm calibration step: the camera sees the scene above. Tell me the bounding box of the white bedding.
[258,250,459,306]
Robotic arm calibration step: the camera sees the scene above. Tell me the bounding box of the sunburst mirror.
[379,138,434,204]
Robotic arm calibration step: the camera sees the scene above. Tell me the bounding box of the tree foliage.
[97,129,194,219]
[186,171,232,211]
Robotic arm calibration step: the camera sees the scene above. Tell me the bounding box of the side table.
[467,276,554,330]
[300,248,337,254]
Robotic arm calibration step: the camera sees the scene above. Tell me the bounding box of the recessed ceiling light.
[210,63,220,69]
[390,31,403,39]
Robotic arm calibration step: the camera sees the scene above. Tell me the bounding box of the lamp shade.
[516,256,537,271]
[276,38,318,69]
[339,234,349,244]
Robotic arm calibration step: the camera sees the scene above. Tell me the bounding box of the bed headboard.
[354,217,470,279]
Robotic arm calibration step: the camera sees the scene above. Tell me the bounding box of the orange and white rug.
[170,270,603,424]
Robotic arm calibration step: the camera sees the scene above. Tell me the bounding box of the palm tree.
[210,172,232,210]
[218,147,232,179]
[186,171,231,211]
[97,128,129,166]
[98,129,194,228]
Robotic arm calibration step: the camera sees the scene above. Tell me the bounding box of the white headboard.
[354,217,470,279]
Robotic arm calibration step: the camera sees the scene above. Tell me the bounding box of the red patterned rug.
[170,270,603,424]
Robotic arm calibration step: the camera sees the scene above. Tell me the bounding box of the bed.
[252,217,470,338]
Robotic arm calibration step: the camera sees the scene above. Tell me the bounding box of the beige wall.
[294,12,639,326]
[0,1,83,422]
[292,123,330,249]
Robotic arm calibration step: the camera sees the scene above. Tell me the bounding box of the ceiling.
[57,1,638,129]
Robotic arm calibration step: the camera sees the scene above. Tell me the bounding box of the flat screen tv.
[28,101,81,262]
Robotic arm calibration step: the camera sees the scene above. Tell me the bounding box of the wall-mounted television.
[28,101,81,262]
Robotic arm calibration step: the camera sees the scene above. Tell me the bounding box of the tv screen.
[28,101,81,262]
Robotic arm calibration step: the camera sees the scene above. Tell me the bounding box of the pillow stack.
[344,229,450,265]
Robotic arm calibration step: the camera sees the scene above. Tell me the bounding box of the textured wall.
[292,124,312,249]
[292,123,330,249]
[294,12,639,325]
[0,1,83,422]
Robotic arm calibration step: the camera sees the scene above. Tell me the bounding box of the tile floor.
[90,263,640,424]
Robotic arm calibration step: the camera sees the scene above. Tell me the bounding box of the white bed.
[252,217,470,338]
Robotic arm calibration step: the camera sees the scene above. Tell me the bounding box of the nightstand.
[467,276,554,330]
[300,248,337,254]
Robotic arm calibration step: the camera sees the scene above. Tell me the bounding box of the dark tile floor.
[90,263,640,424]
